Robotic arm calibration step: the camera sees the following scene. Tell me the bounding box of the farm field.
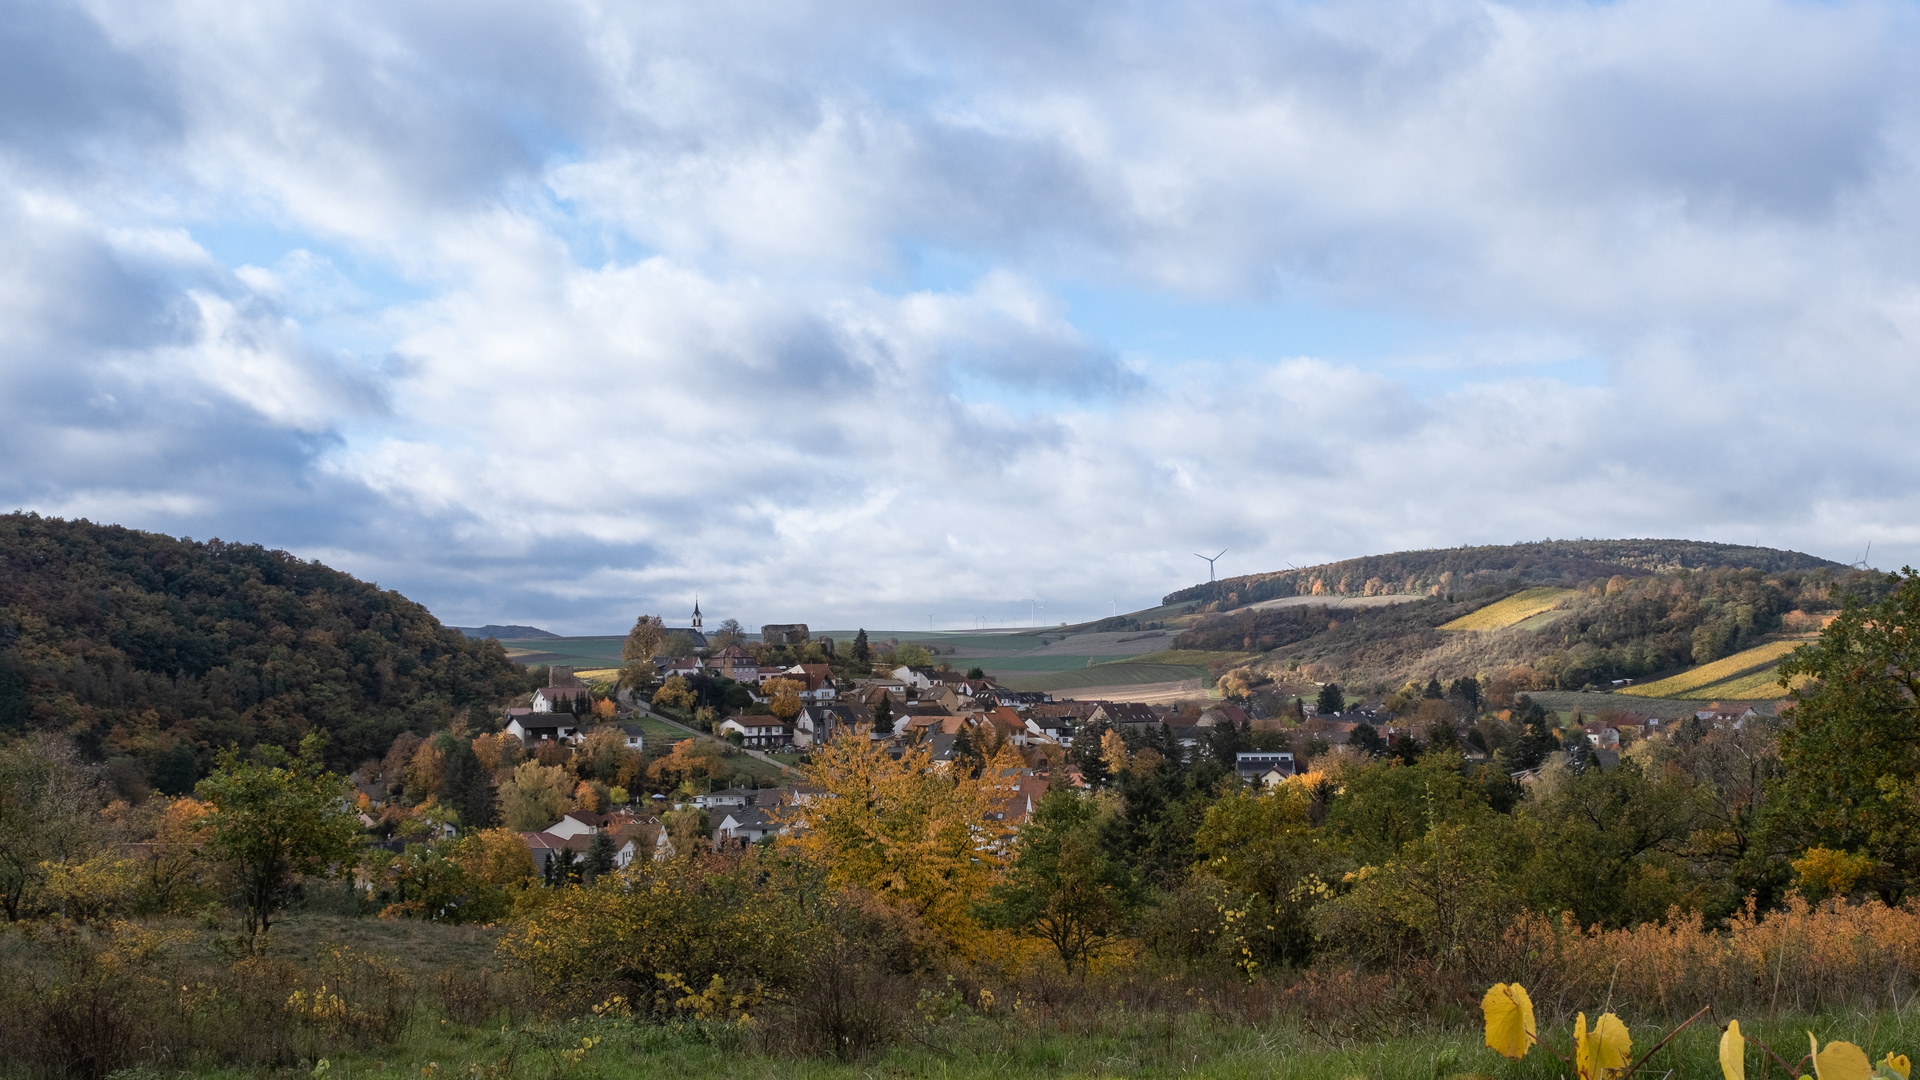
[1005,662,1210,692]
[1102,648,1255,668]
[1617,639,1805,700]
[498,635,626,667]
[1242,593,1421,612]
[1438,587,1578,632]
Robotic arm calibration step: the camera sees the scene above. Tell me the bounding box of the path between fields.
[616,687,794,775]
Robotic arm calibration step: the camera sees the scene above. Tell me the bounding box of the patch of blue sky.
[889,242,1607,395]
[189,220,431,310]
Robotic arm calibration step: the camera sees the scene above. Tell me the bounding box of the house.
[920,684,981,714]
[786,663,839,701]
[1696,704,1759,727]
[1235,751,1296,786]
[1024,713,1075,746]
[1582,721,1621,750]
[718,714,788,748]
[988,773,1051,824]
[579,721,645,751]
[890,666,936,691]
[655,655,704,678]
[981,706,1030,747]
[1199,704,1252,727]
[712,806,784,844]
[506,716,578,744]
[543,810,610,840]
[518,832,572,875]
[612,821,672,866]
[1088,702,1161,731]
[708,644,764,683]
[532,685,592,713]
[693,787,754,810]
[794,703,866,748]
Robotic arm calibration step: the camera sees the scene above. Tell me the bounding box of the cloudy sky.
[4,0,1918,633]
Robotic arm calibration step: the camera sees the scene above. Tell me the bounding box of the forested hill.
[0,513,526,790]
[1163,539,1849,610]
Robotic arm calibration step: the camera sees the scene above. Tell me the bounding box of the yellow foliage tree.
[454,827,537,887]
[1100,729,1129,778]
[471,731,521,773]
[648,739,727,790]
[764,677,805,721]
[499,761,572,831]
[654,675,695,710]
[781,728,1015,949]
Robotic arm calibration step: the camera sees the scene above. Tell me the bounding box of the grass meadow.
[49,911,1920,1080]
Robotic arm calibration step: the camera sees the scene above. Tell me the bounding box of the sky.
[4,0,1919,634]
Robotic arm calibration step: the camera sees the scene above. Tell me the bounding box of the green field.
[1101,648,1253,668]
[1005,662,1207,692]
[972,654,1103,673]
[1439,587,1578,632]
[1618,639,1804,700]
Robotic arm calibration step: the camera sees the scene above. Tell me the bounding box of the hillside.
[1165,541,1879,701]
[452,624,559,640]
[0,513,528,791]
[1163,539,1848,611]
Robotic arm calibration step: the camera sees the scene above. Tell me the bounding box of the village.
[349,605,1766,890]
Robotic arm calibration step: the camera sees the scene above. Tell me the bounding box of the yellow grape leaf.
[1721,1020,1745,1080]
[1575,1012,1633,1080]
[1808,1034,1873,1080]
[1482,983,1536,1061]
[1884,1053,1911,1080]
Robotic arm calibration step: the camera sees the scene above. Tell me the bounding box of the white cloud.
[3,0,1919,630]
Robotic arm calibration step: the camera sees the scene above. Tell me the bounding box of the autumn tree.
[979,790,1139,974]
[622,614,666,689]
[764,677,805,722]
[653,675,695,711]
[196,733,361,948]
[499,760,572,831]
[782,729,1017,948]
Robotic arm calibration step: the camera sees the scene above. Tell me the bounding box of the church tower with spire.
[691,596,703,631]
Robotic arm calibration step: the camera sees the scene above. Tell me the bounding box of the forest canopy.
[0,513,526,790]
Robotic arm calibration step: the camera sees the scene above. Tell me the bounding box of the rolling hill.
[0,513,530,789]
[1163,539,1847,612]
[1155,539,1871,702]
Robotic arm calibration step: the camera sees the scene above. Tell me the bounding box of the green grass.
[1006,663,1207,692]
[1618,639,1804,699]
[1099,649,1254,668]
[1439,587,1579,632]
[972,654,1104,673]
[142,986,1920,1080]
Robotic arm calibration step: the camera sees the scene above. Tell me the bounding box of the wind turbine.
[1854,541,1874,571]
[1195,549,1227,582]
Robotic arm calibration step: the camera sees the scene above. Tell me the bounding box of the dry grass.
[1438,588,1578,632]
[1617,639,1803,699]
[1509,893,1920,1020]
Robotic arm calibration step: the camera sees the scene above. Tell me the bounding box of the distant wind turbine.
[1195,549,1227,582]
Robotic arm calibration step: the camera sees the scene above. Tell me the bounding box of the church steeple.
[691,595,703,631]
